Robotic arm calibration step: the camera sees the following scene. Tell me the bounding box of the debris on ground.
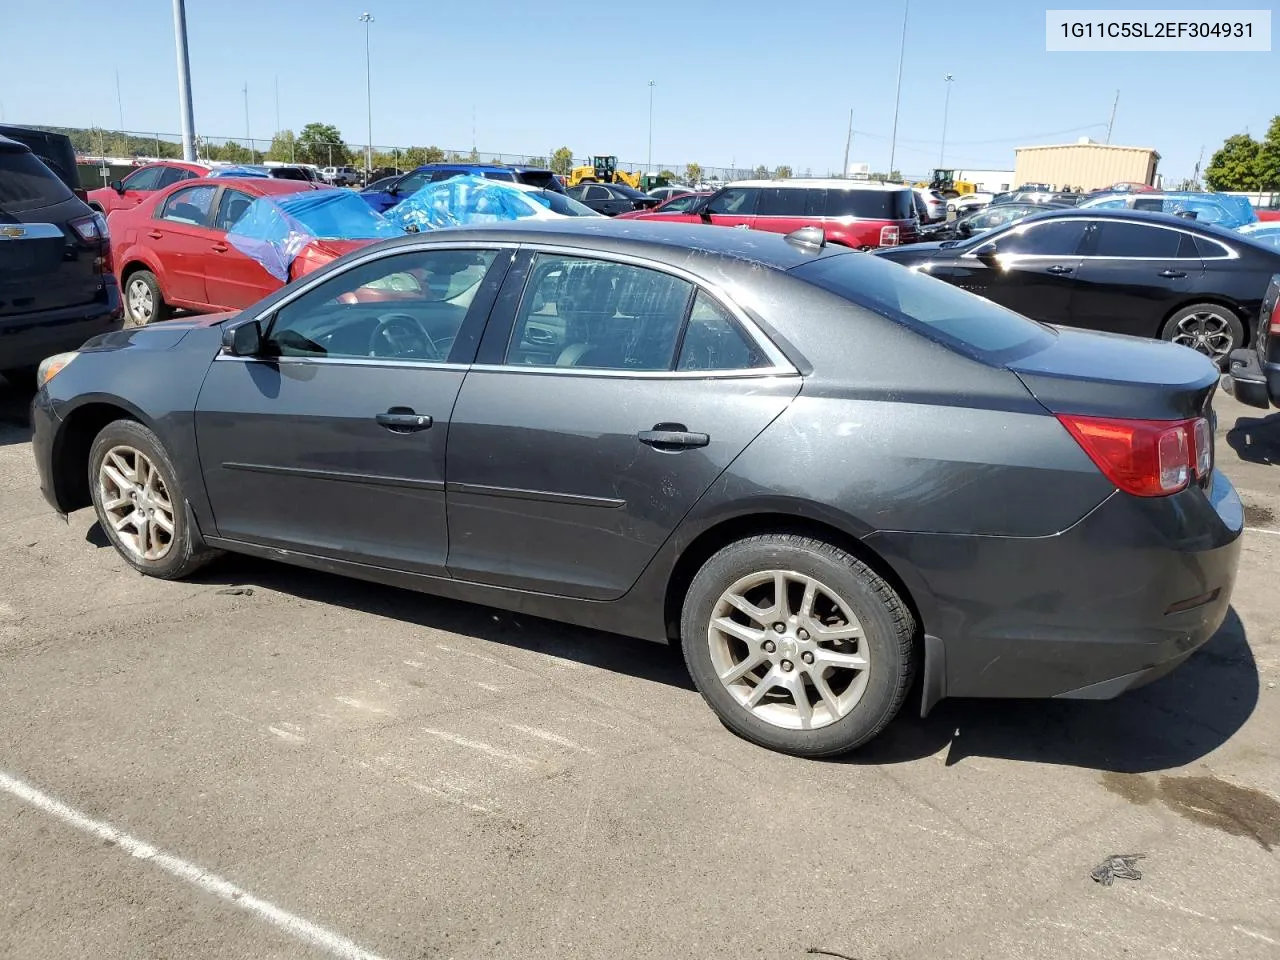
[1091,853,1146,885]
[807,949,859,960]
[216,587,255,596]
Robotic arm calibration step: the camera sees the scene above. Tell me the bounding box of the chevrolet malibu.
[30,220,1242,757]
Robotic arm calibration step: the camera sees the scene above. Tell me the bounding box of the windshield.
[794,252,1054,363]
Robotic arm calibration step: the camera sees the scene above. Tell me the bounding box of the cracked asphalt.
[0,376,1277,960]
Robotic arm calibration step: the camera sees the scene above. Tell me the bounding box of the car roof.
[995,206,1254,242]
[409,163,516,173]
[728,178,909,191]
[202,177,322,196]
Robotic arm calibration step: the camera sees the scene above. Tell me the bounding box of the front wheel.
[1160,303,1244,368]
[681,533,916,757]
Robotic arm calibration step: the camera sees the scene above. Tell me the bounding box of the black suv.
[0,136,122,388]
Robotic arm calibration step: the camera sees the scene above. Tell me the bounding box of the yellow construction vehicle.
[567,155,642,189]
[926,168,976,198]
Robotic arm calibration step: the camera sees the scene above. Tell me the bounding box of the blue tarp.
[384,175,552,232]
[227,190,402,282]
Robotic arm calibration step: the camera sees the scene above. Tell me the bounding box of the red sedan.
[86,160,210,216]
[110,178,373,325]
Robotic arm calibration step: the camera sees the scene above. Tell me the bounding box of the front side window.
[506,254,693,371]
[265,248,499,362]
[159,185,217,226]
[992,219,1089,256]
[706,187,759,216]
[661,194,702,213]
[395,169,433,194]
[1088,197,1129,211]
[121,166,165,191]
[676,292,770,371]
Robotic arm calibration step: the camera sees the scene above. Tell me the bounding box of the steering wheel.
[368,312,441,360]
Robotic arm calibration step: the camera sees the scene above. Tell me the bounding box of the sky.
[0,0,1274,181]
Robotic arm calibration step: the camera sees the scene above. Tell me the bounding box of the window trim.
[962,216,1239,262]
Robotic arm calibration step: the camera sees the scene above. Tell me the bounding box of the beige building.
[1013,139,1160,191]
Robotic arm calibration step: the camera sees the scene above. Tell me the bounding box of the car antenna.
[784,226,826,251]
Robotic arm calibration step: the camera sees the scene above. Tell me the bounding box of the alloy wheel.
[98,445,176,561]
[707,570,870,730]
[1171,310,1234,362]
[127,278,154,324]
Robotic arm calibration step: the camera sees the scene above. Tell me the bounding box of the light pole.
[171,0,197,161]
[888,0,909,177]
[647,80,655,175]
[360,12,374,181]
[939,74,954,167]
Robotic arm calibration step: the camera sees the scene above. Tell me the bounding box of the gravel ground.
[0,377,1276,960]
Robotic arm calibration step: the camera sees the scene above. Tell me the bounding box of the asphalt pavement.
[0,376,1276,960]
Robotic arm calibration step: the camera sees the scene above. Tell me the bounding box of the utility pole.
[243,83,252,161]
[647,80,656,174]
[841,107,853,177]
[1105,89,1119,143]
[1193,144,1205,188]
[274,74,280,134]
[115,70,125,134]
[939,74,954,166]
[171,0,197,161]
[360,12,374,180]
[888,0,909,176]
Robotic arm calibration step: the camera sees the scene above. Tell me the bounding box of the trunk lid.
[1008,325,1218,420]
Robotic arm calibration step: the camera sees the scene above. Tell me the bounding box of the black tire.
[88,419,220,579]
[1160,302,1244,369]
[122,269,170,327]
[680,533,916,757]
[1,367,38,391]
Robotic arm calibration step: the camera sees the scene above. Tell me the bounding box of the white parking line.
[0,770,392,960]
[1246,526,1280,537]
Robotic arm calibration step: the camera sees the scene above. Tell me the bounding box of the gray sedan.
[30,220,1242,756]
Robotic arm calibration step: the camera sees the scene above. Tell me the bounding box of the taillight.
[880,225,900,246]
[68,213,108,242]
[1056,414,1213,497]
[1269,297,1280,336]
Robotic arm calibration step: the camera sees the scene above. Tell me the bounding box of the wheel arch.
[48,396,154,513]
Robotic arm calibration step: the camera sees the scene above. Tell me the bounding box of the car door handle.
[1046,264,1074,275]
[146,230,163,240]
[1158,269,1187,278]
[638,423,710,451]
[375,409,433,433]
[211,242,229,253]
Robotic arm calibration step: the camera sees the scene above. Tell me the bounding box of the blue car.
[1238,221,1280,249]
[359,163,561,213]
[1078,191,1257,228]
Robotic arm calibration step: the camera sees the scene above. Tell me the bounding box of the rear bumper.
[1223,347,1279,410]
[868,471,1243,701]
[0,282,123,370]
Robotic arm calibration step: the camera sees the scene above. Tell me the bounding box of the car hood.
[79,311,237,353]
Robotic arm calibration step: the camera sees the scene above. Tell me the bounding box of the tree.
[403,145,445,167]
[752,164,769,179]
[550,146,575,176]
[659,169,677,181]
[467,147,481,162]
[684,162,703,185]
[527,156,547,168]
[1256,115,1280,190]
[773,164,793,179]
[266,129,297,163]
[1204,133,1262,191]
[296,122,349,167]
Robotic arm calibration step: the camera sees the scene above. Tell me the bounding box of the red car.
[86,160,210,217]
[615,191,711,220]
[110,178,371,325]
[624,179,918,249]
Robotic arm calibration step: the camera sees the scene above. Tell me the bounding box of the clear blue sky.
[1,0,1274,180]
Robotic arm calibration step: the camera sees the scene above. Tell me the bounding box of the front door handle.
[146,230,163,240]
[638,423,710,451]
[1158,269,1187,278]
[376,408,433,433]
[1046,264,1074,275]
[211,242,229,253]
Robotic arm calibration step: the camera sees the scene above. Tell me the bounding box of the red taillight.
[1269,297,1280,336]
[1056,414,1212,497]
[880,224,900,246]
[68,213,108,242]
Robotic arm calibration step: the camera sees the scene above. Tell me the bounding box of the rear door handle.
[211,242,229,253]
[1158,269,1187,278]
[1046,264,1074,275]
[638,423,710,451]
[376,408,433,433]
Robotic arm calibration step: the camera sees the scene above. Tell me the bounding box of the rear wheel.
[680,533,916,757]
[1160,302,1243,368]
[123,270,169,327]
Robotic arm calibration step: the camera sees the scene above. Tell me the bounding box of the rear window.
[0,149,73,213]
[825,188,915,220]
[515,170,559,191]
[793,253,1055,363]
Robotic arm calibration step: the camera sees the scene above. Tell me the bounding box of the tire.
[122,269,170,327]
[88,419,220,579]
[1,367,38,391]
[680,533,916,757]
[1160,302,1244,369]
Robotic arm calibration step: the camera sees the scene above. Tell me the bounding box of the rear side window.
[756,188,808,217]
[483,171,517,182]
[1092,222,1194,258]
[826,188,914,220]
[1195,235,1232,259]
[0,149,72,213]
[794,253,1054,362]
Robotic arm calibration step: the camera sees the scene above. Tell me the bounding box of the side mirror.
[956,220,973,238]
[110,179,124,194]
[975,242,1000,266]
[222,318,262,357]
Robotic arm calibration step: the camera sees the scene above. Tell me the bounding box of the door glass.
[1132,197,1163,211]
[212,189,256,232]
[154,166,188,188]
[999,219,1088,256]
[803,189,828,217]
[585,185,610,201]
[1093,221,1184,258]
[120,166,164,191]
[756,188,807,217]
[676,292,770,371]
[396,170,432,194]
[506,254,693,370]
[706,188,759,216]
[265,249,498,361]
[159,185,218,226]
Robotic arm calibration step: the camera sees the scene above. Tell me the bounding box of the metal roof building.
[1013,139,1160,191]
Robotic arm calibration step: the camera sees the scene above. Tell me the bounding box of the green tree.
[773,164,793,179]
[550,146,575,176]
[659,168,677,181]
[527,156,547,168]
[1204,133,1262,191]
[296,122,349,167]
[684,161,703,185]
[1256,116,1280,190]
[752,164,769,179]
[401,146,445,167]
[266,129,297,163]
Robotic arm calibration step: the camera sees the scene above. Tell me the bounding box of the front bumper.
[1223,347,1279,410]
[868,470,1244,701]
[30,385,63,515]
